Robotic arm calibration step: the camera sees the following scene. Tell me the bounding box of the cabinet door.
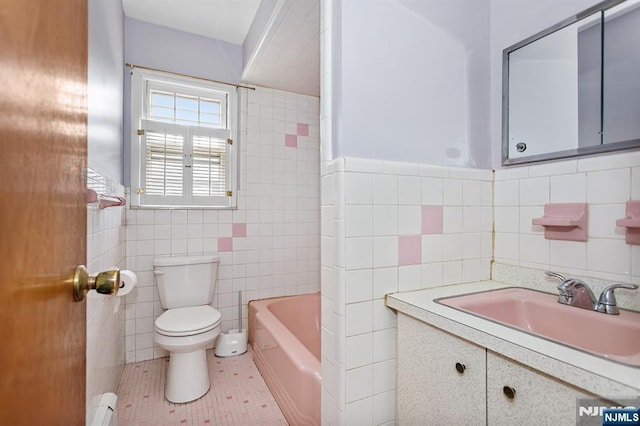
[397,313,486,425]
[487,351,606,426]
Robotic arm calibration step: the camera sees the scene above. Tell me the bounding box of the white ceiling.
[122,0,321,97]
[242,0,320,96]
[122,0,263,45]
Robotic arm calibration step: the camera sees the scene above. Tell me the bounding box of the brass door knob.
[73,265,120,302]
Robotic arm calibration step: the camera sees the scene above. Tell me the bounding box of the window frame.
[130,68,237,209]
[146,81,228,128]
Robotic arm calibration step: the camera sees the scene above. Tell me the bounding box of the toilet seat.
[155,305,221,337]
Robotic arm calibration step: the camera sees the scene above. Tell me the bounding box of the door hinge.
[227,138,233,145]
[136,188,144,195]
[137,129,145,136]
[226,191,233,197]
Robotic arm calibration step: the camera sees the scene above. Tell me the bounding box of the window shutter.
[140,120,187,205]
[192,134,227,197]
[188,127,231,206]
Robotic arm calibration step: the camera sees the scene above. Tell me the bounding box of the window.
[130,69,237,208]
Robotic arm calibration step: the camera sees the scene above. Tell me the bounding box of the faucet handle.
[596,283,639,314]
[545,271,575,304]
[545,271,567,282]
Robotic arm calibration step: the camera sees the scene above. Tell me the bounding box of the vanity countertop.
[386,281,640,397]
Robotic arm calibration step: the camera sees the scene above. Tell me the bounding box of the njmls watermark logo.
[577,398,640,426]
[602,408,640,425]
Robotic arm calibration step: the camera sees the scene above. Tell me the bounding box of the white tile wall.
[494,150,640,283]
[322,150,640,426]
[125,86,321,362]
[321,156,493,425]
[85,170,126,425]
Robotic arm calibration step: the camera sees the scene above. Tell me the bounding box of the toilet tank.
[153,255,219,309]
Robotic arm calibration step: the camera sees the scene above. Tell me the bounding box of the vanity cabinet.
[397,313,611,425]
[486,351,606,425]
[397,313,486,425]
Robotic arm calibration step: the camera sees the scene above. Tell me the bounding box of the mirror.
[503,0,640,165]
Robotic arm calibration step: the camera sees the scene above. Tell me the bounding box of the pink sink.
[437,287,640,367]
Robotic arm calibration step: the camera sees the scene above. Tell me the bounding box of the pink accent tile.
[398,235,422,266]
[297,123,309,136]
[422,205,444,234]
[218,237,233,252]
[232,223,247,237]
[285,133,297,148]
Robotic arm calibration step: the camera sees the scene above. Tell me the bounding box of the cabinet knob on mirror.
[515,142,527,152]
[455,362,466,374]
[503,386,516,400]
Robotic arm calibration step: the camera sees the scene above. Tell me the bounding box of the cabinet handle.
[455,362,466,374]
[503,386,516,400]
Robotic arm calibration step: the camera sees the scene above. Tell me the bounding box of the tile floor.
[116,348,288,425]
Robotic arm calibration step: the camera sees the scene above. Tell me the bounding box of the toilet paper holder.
[72,265,120,302]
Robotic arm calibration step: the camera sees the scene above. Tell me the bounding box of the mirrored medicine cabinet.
[502,0,640,165]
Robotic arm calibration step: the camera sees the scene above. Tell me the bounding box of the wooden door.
[0,0,88,424]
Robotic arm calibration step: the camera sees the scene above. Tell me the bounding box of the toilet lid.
[155,305,221,336]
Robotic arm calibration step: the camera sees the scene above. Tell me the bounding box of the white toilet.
[153,255,222,403]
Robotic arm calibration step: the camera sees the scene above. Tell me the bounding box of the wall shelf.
[616,201,640,245]
[532,203,588,242]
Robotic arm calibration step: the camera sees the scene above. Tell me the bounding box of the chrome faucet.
[545,271,638,314]
[546,272,598,310]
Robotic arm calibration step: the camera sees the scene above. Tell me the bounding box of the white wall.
[88,0,124,183]
[85,174,126,425]
[320,1,494,423]
[86,0,126,423]
[320,157,493,424]
[494,151,640,285]
[324,0,491,169]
